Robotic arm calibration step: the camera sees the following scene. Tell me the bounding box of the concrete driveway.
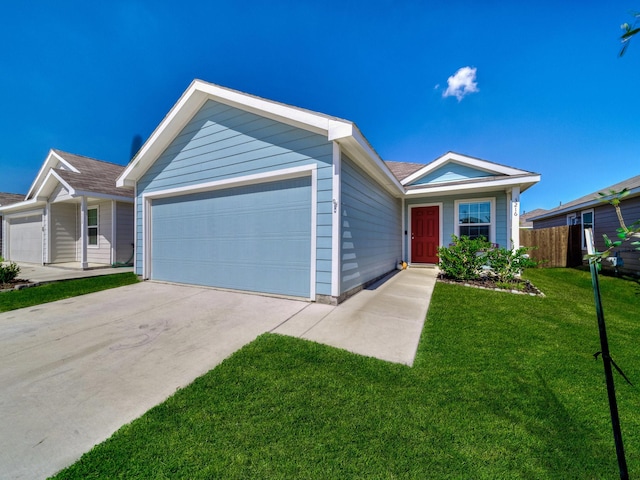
[0,282,309,480]
[1,268,437,479]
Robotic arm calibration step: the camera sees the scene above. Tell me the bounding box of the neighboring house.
[117,79,540,304]
[530,174,640,274]
[0,192,26,258]
[0,149,134,268]
[519,208,548,229]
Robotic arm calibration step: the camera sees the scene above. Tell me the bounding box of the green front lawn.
[0,273,139,312]
[51,268,639,479]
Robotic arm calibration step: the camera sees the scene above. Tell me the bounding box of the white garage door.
[151,177,312,298]
[9,215,43,263]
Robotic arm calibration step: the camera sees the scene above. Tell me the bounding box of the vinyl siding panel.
[50,185,74,203]
[86,201,112,264]
[136,99,334,295]
[593,199,639,273]
[532,198,640,273]
[412,163,496,185]
[532,216,566,229]
[115,202,135,264]
[340,155,402,294]
[50,203,77,263]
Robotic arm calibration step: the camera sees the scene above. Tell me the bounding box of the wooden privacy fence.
[520,224,583,267]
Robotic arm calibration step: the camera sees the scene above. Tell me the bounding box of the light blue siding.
[136,99,334,296]
[340,156,402,294]
[412,163,497,185]
[151,177,311,298]
[405,191,508,254]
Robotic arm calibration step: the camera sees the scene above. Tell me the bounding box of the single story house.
[0,149,135,268]
[0,192,26,258]
[117,80,540,304]
[530,174,640,274]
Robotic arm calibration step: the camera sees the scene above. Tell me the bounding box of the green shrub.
[438,236,537,282]
[0,262,20,284]
[437,235,492,281]
[486,246,538,283]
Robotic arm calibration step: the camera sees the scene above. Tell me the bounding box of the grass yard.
[0,273,139,312]
[51,268,639,479]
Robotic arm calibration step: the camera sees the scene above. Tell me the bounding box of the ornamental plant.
[0,261,20,284]
[437,235,491,281]
[438,235,537,282]
[486,245,538,283]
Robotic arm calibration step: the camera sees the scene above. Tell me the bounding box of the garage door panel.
[151,177,311,298]
[9,215,43,264]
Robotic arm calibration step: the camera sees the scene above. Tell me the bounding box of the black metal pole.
[588,259,629,480]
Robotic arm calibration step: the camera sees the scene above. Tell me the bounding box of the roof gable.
[410,161,498,186]
[402,152,531,186]
[117,79,404,196]
[23,149,133,203]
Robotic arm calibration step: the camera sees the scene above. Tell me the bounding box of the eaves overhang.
[530,185,640,222]
[117,80,361,188]
[405,174,541,197]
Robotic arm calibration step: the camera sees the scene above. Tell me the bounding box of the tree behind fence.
[520,224,583,267]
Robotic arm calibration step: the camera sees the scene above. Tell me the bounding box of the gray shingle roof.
[0,192,26,207]
[53,150,134,198]
[384,161,426,181]
[531,174,640,220]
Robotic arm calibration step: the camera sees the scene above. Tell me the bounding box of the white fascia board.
[25,149,79,199]
[405,174,540,197]
[73,191,135,203]
[401,152,531,186]
[118,83,210,187]
[195,80,333,134]
[117,79,349,188]
[0,199,45,215]
[50,150,81,173]
[337,128,404,197]
[32,170,75,200]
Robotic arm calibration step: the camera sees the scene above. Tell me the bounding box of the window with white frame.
[581,209,594,249]
[456,199,494,242]
[87,207,98,246]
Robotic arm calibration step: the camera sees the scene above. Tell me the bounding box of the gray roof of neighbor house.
[53,150,134,198]
[530,174,640,221]
[0,192,26,207]
[384,161,425,182]
[519,208,548,228]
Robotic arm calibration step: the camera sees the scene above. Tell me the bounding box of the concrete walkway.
[9,262,134,284]
[274,267,438,366]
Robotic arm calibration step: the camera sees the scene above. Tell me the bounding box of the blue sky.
[1,1,639,212]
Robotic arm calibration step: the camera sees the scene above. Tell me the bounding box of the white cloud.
[442,66,479,101]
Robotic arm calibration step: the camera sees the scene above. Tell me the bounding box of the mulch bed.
[437,273,544,296]
[0,279,33,292]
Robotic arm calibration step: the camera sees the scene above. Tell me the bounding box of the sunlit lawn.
[51,268,639,479]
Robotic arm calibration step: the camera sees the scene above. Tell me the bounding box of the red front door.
[411,206,439,263]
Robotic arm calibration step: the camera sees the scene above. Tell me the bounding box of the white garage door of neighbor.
[151,176,312,298]
[9,214,43,263]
